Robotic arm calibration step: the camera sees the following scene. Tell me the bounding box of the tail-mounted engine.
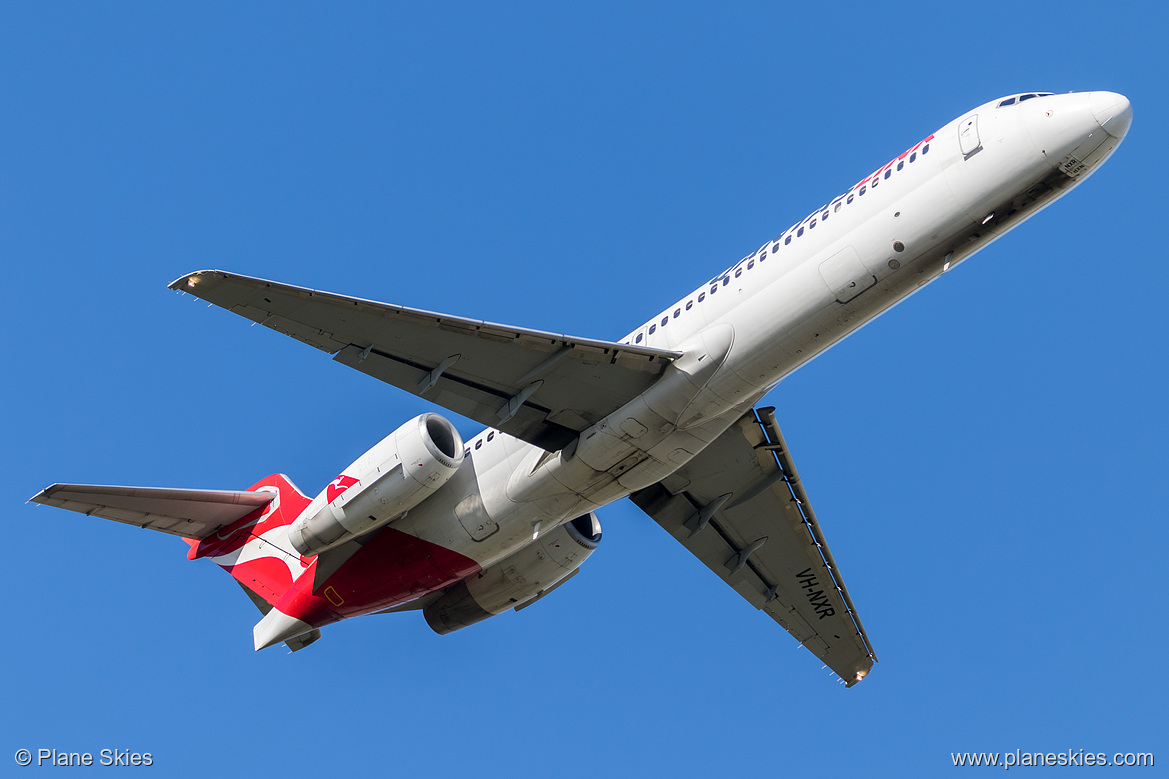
[288,413,464,556]
[424,512,602,634]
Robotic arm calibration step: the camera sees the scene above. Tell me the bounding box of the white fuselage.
[387,91,1130,572]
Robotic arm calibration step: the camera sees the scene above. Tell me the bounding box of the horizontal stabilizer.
[29,484,274,540]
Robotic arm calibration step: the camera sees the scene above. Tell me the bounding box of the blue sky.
[4,3,1165,776]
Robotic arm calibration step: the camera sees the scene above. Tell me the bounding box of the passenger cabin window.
[797,226,804,237]
[673,308,680,318]
[922,143,930,154]
[734,268,742,277]
[771,243,778,253]
[474,440,482,450]
[910,152,916,162]
[896,161,904,171]
[698,292,705,302]
[685,300,693,310]
[635,333,643,343]
[487,432,494,441]
[784,235,792,245]
[722,276,729,286]
[661,316,668,326]
[649,324,656,334]
[747,259,754,269]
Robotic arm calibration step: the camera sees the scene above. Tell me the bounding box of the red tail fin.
[187,474,314,606]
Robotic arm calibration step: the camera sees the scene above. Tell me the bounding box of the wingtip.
[28,485,57,505]
[167,269,220,292]
[845,660,875,687]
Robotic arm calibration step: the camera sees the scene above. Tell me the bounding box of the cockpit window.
[1000,92,1054,108]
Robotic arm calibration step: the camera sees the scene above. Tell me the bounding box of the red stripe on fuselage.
[852,133,936,191]
[273,526,481,629]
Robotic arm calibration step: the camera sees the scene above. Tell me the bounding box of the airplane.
[31,90,1132,686]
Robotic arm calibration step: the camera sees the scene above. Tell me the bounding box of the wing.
[170,270,680,451]
[629,407,876,686]
[29,484,274,540]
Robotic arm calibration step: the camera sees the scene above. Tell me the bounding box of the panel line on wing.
[752,407,876,662]
[340,344,554,415]
[684,490,783,609]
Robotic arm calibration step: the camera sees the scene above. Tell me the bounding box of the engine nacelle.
[288,413,464,556]
[424,512,602,634]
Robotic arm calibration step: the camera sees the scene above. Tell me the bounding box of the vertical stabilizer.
[187,474,314,607]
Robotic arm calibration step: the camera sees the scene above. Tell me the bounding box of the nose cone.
[1090,91,1132,139]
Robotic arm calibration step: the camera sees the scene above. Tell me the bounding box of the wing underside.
[170,270,680,451]
[630,407,876,685]
[29,484,274,540]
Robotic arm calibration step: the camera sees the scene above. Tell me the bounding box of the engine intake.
[424,512,601,634]
[288,413,464,556]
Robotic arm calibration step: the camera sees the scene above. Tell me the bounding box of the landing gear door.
[959,115,981,158]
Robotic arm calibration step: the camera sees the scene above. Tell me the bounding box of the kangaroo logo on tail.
[187,474,314,606]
